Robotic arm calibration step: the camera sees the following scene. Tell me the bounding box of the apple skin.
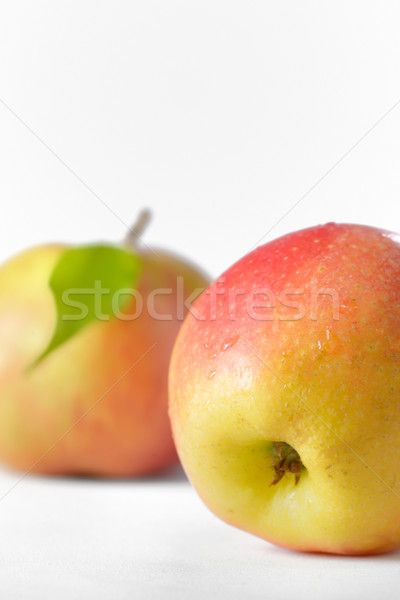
[0,243,208,476]
[169,222,400,555]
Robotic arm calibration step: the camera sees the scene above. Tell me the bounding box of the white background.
[1,1,400,598]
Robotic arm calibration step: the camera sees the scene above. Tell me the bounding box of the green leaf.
[33,244,142,367]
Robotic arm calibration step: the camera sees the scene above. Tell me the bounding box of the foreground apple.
[169,222,400,555]
[0,212,208,476]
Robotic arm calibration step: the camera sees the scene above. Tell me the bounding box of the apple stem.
[124,209,152,249]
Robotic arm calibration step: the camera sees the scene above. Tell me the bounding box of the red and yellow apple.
[0,216,208,476]
[169,222,400,554]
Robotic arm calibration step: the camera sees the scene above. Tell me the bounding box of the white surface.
[1,464,400,600]
[1,1,400,598]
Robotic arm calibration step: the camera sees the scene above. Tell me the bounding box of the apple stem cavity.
[124,209,152,249]
[269,441,305,486]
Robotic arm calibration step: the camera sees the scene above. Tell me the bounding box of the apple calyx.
[270,442,304,486]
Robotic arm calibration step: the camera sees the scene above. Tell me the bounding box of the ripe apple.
[0,212,208,476]
[169,222,400,555]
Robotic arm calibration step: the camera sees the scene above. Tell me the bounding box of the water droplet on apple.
[208,352,217,359]
[221,334,239,352]
[208,370,216,379]
[390,339,400,352]
[317,340,322,350]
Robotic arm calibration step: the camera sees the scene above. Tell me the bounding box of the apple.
[0,211,208,476]
[169,222,400,555]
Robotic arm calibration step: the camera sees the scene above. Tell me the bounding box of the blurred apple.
[169,222,400,554]
[0,211,208,476]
